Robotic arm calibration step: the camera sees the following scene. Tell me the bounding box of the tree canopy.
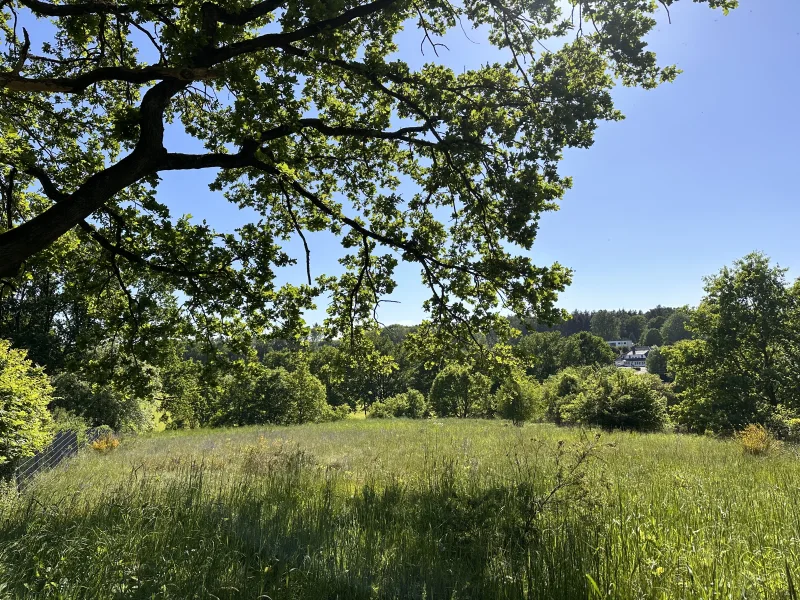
[0,0,736,351]
[590,310,620,341]
[665,253,800,433]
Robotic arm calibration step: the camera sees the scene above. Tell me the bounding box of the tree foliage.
[665,253,800,434]
[0,0,735,354]
[0,338,53,478]
[213,360,330,426]
[660,310,692,345]
[429,362,491,418]
[562,331,616,368]
[368,389,429,418]
[541,366,669,432]
[495,373,540,425]
[590,310,620,341]
[640,328,663,347]
[621,314,647,345]
[645,346,668,381]
[514,330,614,381]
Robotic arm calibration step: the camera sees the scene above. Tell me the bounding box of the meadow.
[1,419,799,599]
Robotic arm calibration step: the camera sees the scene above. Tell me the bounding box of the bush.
[52,408,91,447]
[214,362,330,426]
[430,364,490,418]
[321,404,352,422]
[51,370,159,433]
[404,389,429,418]
[542,366,669,432]
[367,400,394,419]
[91,433,120,453]
[736,424,776,455]
[368,390,430,419]
[0,339,54,479]
[541,368,587,425]
[496,375,541,425]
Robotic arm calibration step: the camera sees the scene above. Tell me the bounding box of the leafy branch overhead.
[0,0,736,343]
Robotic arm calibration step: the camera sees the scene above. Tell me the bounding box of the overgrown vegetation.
[1,420,798,599]
[541,367,670,431]
[0,340,53,479]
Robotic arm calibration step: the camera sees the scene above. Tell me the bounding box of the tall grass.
[1,420,799,599]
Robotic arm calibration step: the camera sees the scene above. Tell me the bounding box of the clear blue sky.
[154,0,799,325]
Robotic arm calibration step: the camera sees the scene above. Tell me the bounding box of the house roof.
[623,347,650,358]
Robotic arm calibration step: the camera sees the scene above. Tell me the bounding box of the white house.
[620,347,652,369]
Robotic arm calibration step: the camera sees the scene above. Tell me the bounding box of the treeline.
[510,305,693,347]
[3,252,800,479]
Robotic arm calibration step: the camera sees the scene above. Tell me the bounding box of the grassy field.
[1,420,799,599]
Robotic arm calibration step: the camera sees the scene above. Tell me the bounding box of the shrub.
[541,367,588,424]
[91,433,120,453]
[787,419,800,444]
[159,359,204,430]
[543,366,669,432]
[320,403,351,422]
[0,339,53,479]
[736,424,776,455]
[52,408,91,447]
[368,390,430,419]
[430,364,490,418]
[214,362,330,426]
[367,400,394,419]
[763,405,800,443]
[51,370,159,433]
[496,375,541,425]
[404,389,429,418]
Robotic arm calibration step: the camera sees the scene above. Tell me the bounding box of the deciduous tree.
[660,310,692,345]
[0,0,736,349]
[590,310,620,341]
[665,253,800,433]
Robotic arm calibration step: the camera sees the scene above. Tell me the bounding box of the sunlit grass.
[1,420,799,599]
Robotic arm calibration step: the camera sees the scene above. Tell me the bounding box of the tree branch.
[203,0,286,26]
[0,65,218,94]
[17,0,172,17]
[77,218,225,279]
[208,0,400,65]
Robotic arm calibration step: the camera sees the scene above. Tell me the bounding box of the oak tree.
[0,0,737,346]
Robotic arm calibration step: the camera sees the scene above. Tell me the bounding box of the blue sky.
[153,0,799,325]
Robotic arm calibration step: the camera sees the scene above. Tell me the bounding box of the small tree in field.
[542,366,669,432]
[496,374,541,426]
[430,364,471,418]
[0,339,53,479]
[214,361,329,426]
[429,363,491,418]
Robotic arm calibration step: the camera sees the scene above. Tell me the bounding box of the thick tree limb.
[0,79,185,277]
[205,0,287,26]
[208,0,400,65]
[0,0,432,279]
[0,65,218,93]
[17,0,172,17]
